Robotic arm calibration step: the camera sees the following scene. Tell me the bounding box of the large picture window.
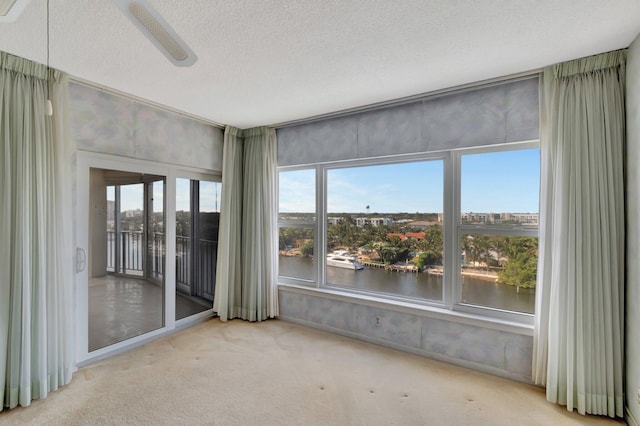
[277,143,540,322]
[325,160,444,301]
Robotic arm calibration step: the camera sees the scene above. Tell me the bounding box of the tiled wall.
[69,83,223,172]
[279,289,533,381]
[277,77,539,166]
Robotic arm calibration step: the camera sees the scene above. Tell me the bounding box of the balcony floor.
[89,275,211,352]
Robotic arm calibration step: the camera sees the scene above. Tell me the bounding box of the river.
[279,256,534,314]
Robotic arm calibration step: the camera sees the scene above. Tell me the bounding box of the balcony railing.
[177,236,217,301]
[108,231,216,301]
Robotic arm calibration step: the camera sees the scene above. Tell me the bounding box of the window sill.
[277,282,533,336]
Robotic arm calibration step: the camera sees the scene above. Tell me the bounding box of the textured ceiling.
[1,0,639,128]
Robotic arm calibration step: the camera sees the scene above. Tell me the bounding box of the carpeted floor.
[0,319,626,425]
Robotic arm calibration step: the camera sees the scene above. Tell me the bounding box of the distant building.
[387,231,425,241]
[507,213,539,224]
[387,233,407,241]
[462,212,539,225]
[405,232,425,240]
[355,217,392,227]
[327,216,345,225]
[124,209,143,218]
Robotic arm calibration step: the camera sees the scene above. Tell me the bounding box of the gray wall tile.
[423,85,506,151]
[421,318,507,371]
[279,291,307,319]
[505,78,540,142]
[133,106,222,171]
[278,116,358,165]
[69,82,222,172]
[356,102,424,157]
[355,305,421,349]
[277,77,539,166]
[69,83,135,157]
[307,296,358,332]
[505,333,533,376]
[279,288,533,380]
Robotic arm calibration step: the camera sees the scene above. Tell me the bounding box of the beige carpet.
[0,319,625,426]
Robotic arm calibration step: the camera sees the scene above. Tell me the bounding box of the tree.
[496,237,538,288]
[461,235,479,266]
[414,250,440,269]
[372,236,411,264]
[279,227,313,251]
[417,225,443,266]
[498,254,537,288]
[300,239,314,257]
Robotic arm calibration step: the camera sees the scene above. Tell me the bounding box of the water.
[279,256,535,314]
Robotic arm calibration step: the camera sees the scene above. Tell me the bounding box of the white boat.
[327,251,364,270]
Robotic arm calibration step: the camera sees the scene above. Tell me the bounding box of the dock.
[361,261,417,273]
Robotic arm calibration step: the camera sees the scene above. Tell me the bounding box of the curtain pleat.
[533,50,625,417]
[213,127,243,321]
[0,51,74,411]
[214,125,278,321]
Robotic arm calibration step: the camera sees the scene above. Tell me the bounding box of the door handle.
[76,247,87,273]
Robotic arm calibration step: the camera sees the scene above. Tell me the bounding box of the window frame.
[320,153,449,307]
[277,166,320,286]
[452,142,539,324]
[277,140,540,324]
[76,152,221,365]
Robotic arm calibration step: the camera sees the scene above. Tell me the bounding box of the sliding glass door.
[88,168,166,351]
[77,154,221,362]
[175,178,221,320]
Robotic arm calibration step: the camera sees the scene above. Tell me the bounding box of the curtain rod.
[273,69,542,129]
[69,76,225,130]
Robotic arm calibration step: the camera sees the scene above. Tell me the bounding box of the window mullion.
[317,165,325,288]
[443,151,457,309]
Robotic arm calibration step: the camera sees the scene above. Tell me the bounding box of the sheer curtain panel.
[0,52,74,411]
[214,126,278,321]
[533,50,626,417]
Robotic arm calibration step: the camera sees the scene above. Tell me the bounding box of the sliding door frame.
[76,151,218,365]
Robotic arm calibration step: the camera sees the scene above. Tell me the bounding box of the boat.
[327,251,364,270]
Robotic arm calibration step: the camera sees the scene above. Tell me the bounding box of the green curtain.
[533,50,625,417]
[214,126,279,321]
[213,126,244,320]
[0,51,74,411]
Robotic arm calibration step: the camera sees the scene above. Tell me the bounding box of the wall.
[279,289,532,381]
[277,76,538,381]
[626,33,640,425]
[278,77,539,165]
[69,83,224,171]
[69,82,224,362]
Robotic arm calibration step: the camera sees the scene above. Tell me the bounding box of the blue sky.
[461,149,539,213]
[279,148,540,214]
[327,161,444,213]
[111,148,539,215]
